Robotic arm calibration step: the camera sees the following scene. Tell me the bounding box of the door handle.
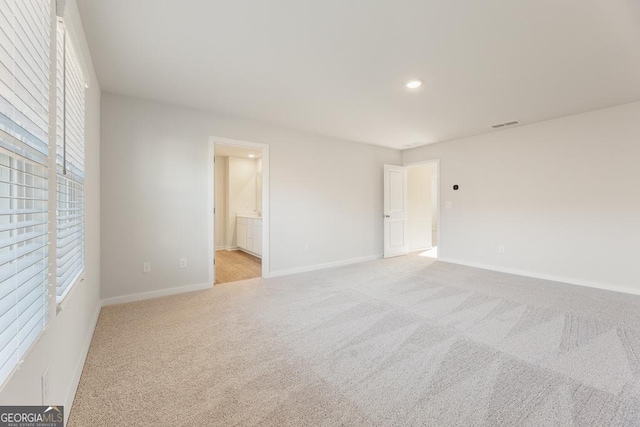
[384,214,390,218]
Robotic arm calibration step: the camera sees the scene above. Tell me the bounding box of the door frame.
[208,136,270,284]
[403,159,440,259]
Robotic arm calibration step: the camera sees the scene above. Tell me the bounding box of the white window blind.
[0,0,51,385]
[56,22,84,300]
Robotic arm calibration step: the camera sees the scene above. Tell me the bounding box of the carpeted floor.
[69,255,640,426]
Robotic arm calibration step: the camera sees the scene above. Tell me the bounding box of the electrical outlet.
[42,368,49,405]
[444,201,453,208]
[498,245,505,254]
[143,262,151,273]
[179,257,188,268]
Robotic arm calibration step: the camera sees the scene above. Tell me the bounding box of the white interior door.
[384,164,409,258]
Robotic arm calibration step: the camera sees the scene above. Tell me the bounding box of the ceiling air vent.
[490,120,520,129]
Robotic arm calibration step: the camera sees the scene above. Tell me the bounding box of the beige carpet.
[69,255,640,426]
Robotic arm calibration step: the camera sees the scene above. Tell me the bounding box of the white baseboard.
[101,282,213,307]
[214,246,239,251]
[64,302,101,424]
[265,255,381,278]
[438,257,640,296]
[237,248,262,259]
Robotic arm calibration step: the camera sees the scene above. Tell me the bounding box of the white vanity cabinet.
[236,216,262,257]
[237,217,247,249]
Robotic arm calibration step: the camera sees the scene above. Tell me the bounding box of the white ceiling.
[78,0,640,150]
[215,144,261,159]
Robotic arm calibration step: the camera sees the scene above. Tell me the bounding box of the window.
[0,0,52,384]
[55,22,84,301]
[0,0,86,389]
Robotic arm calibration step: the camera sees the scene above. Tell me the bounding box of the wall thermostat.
[453,185,459,190]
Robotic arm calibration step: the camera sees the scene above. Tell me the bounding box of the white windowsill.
[56,270,86,314]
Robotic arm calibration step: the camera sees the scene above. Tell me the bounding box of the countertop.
[236,214,262,219]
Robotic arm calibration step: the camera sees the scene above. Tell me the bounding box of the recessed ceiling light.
[406,79,423,89]
[248,154,255,158]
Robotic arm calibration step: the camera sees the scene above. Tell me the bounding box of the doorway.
[209,137,269,285]
[407,162,438,259]
[383,161,439,259]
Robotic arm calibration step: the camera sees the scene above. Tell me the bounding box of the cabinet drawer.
[247,226,253,238]
[237,217,246,225]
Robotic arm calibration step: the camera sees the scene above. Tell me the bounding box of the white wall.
[214,156,228,249]
[215,155,261,249]
[407,164,432,251]
[227,156,258,247]
[403,101,640,294]
[430,163,438,238]
[100,92,401,300]
[0,0,101,417]
[256,157,263,214]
